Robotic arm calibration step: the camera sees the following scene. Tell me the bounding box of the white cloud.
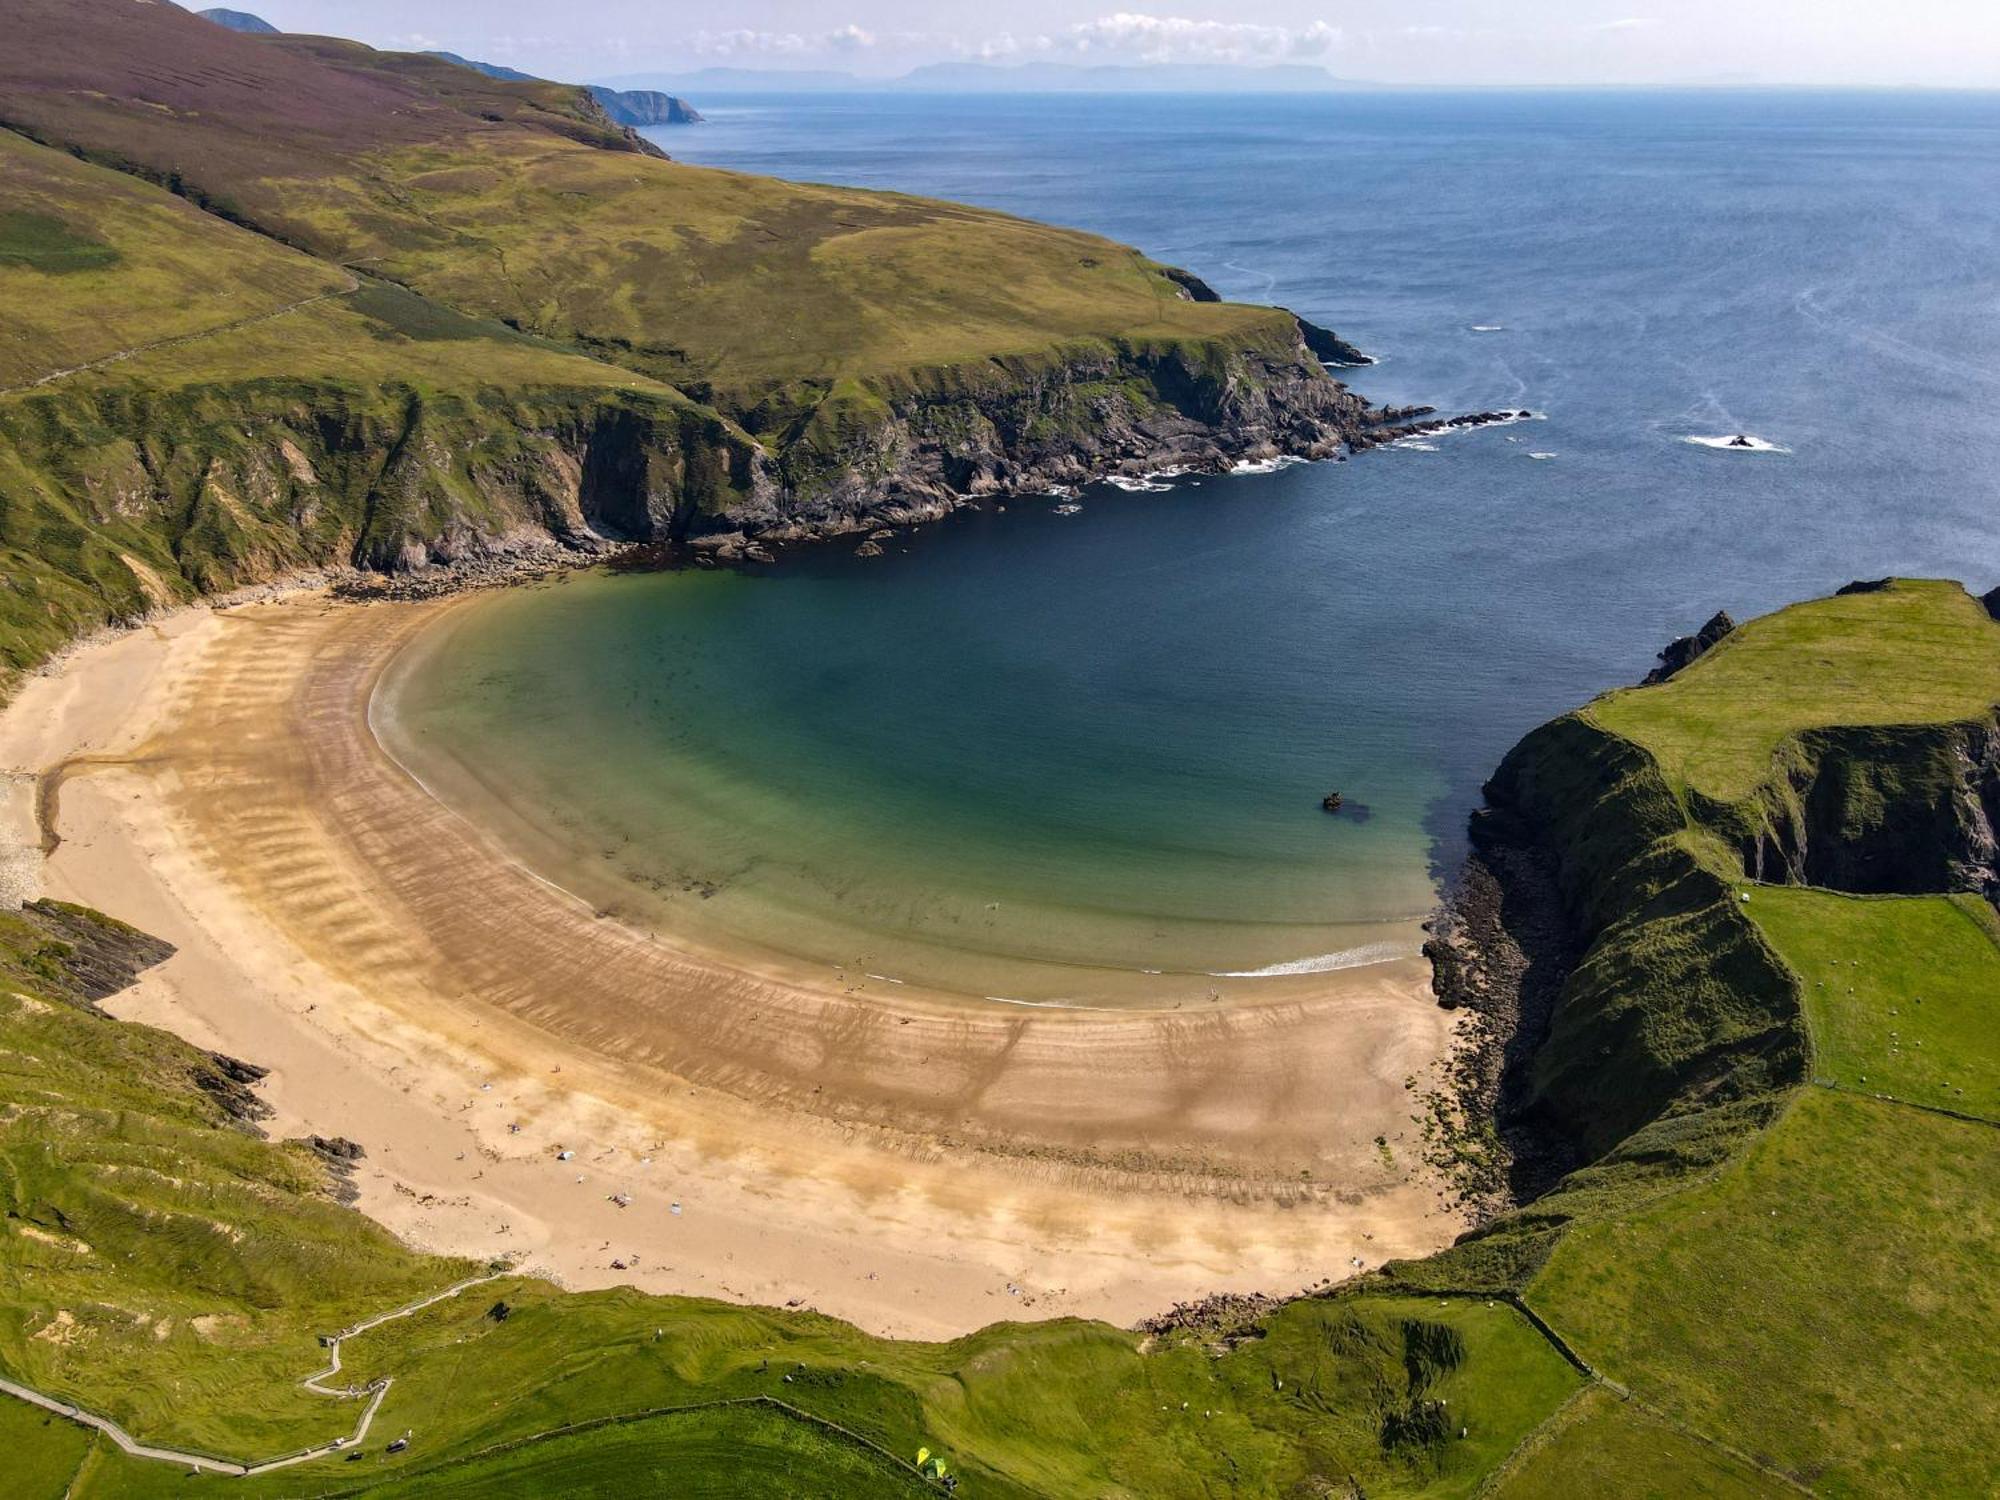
[1591,17,1662,31]
[825,24,876,52]
[691,28,810,57]
[1046,13,1343,66]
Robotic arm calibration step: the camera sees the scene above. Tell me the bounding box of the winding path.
[0,1271,508,1477]
[0,277,359,397]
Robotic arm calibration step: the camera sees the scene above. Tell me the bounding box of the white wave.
[1684,433,1789,453]
[1470,324,1505,333]
[1394,440,1440,453]
[1104,475,1173,493]
[1227,455,1307,477]
[1054,503,1083,516]
[1211,941,1410,979]
[982,995,1118,1011]
[1528,451,1559,460]
[863,973,906,985]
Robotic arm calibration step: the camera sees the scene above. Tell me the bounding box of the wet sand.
[0,588,1466,1337]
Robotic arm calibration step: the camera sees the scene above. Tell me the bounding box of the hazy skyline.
[225,2,2000,88]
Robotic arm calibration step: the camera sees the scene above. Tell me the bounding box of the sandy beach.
[0,585,1466,1338]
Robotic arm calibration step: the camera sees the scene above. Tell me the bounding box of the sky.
[233,2,2000,88]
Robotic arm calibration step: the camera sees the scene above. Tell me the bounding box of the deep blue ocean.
[384,92,2000,1000]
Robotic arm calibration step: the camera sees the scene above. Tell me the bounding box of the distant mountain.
[425,52,701,124]
[594,68,864,94]
[197,7,277,33]
[423,50,538,84]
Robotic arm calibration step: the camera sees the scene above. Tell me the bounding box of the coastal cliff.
[0,0,1425,668]
[1415,579,2000,1287]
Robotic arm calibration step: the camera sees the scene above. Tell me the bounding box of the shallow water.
[380,90,2000,1001]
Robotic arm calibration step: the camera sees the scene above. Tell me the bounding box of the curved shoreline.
[0,588,1467,1336]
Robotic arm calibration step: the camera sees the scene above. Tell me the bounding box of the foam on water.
[1227,455,1308,476]
[1211,941,1411,978]
[1685,434,1790,453]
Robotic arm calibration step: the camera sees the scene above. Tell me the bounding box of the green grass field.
[1529,1087,2000,1497]
[1750,888,2000,1119]
[1590,579,2000,803]
[1486,1388,1791,1500]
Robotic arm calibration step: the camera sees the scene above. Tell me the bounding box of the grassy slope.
[0,129,348,388]
[0,906,470,1459]
[285,133,1289,405]
[0,0,1307,420]
[0,127,768,676]
[1532,1088,1999,1497]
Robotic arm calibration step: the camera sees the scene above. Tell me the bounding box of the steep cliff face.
[714,327,1390,545]
[0,380,772,668]
[1727,718,2000,901]
[1472,715,1804,1166]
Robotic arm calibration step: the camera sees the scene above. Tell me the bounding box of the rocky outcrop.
[18,899,175,1007]
[1642,609,1735,684]
[587,86,703,126]
[695,331,1499,554]
[1982,584,2000,622]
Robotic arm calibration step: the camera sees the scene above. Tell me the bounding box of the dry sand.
[0,587,1467,1338]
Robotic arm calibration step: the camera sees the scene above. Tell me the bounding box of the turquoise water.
[382,90,2000,1001]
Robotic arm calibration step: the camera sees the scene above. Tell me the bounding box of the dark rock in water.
[1836,578,1894,596]
[1295,316,1372,368]
[1160,266,1220,303]
[1983,585,2000,622]
[1729,434,1755,448]
[1642,610,1736,685]
[1322,791,1344,813]
[854,540,885,558]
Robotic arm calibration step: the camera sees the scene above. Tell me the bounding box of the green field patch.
[1590,580,2000,803]
[352,1402,928,1498]
[0,209,119,273]
[1529,1087,2000,1497]
[1488,1387,1791,1500]
[1749,887,2000,1119]
[0,1395,96,1500]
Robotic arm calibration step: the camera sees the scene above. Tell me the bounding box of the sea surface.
[379,90,2000,1002]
